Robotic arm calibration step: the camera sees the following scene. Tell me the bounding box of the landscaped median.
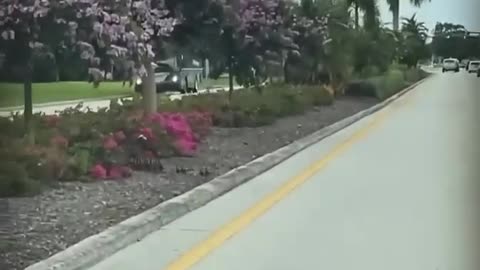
[0,67,429,270]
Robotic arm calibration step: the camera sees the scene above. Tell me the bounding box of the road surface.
[87,71,480,270]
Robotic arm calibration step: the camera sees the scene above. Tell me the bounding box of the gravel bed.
[0,96,377,270]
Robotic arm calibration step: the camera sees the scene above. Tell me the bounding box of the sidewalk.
[0,85,241,117]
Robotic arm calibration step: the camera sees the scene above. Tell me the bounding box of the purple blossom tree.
[284,4,331,84]
[217,0,297,96]
[0,0,180,129]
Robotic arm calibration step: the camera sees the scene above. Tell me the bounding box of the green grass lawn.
[199,76,234,89]
[0,77,233,108]
[0,81,134,108]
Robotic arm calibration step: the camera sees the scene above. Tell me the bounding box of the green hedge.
[346,67,428,100]
[159,84,334,127]
[375,69,407,100]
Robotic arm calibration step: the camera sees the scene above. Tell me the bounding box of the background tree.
[285,0,330,84]
[431,22,479,60]
[386,0,431,31]
[0,0,181,129]
[203,0,297,100]
[314,0,355,94]
[346,0,378,30]
[0,0,78,133]
[398,14,430,67]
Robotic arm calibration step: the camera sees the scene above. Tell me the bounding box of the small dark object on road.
[129,157,164,172]
[199,167,211,177]
[176,166,188,174]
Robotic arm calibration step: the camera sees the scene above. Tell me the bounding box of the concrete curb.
[24,76,431,270]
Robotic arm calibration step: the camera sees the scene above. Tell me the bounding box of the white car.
[442,58,460,73]
[467,61,480,73]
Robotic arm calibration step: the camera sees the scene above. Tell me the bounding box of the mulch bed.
[0,96,377,270]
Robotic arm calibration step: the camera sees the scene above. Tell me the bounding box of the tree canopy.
[431,22,480,60]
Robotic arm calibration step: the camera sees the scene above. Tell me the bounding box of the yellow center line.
[164,90,412,270]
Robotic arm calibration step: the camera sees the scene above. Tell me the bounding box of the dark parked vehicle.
[467,61,480,73]
[134,63,203,94]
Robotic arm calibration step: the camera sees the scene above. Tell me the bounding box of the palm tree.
[401,14,428,39]
[399,14,430,67]
[386,0,431,31]
[347,0,378,29]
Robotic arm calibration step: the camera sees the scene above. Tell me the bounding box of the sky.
[377,0,480,33]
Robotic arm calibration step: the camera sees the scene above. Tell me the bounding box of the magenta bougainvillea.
[85,111,212,180]
[146,112,212,156]
[34,109,213,181]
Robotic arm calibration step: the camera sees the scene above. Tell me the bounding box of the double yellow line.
[165,88,416,270]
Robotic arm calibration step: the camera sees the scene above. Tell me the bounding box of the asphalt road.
[88,71,480,270]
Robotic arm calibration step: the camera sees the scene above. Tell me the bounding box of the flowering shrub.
[89,163,132,180]
[146,112,212,156]
[50,135,69,149]
[0,105,213,191]
[80,111,212,179]
[184,112,214,139]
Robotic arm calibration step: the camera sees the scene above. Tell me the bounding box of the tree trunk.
[228,55,234,102]
[24,61,33,135]
[284,56,291,84]
[354,2,360,30]
[280,50,286,82]
[223,26,235,103]
[142,61,157,114]
[392,8,400,31]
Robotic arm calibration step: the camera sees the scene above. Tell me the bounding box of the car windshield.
[470,62,480,67]
[444,60,455,64]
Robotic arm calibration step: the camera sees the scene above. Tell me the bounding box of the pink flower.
[103,136,118,150]
[114,131,126,142]
[90,164,107,179]
[143,112,207,156]
[50,135,68,149]
[175,138,197,156]
[146,113,166,127]
[138,127,155,140]
[108,165,132,179]
[184,111,213,139]
[144,150,155,158]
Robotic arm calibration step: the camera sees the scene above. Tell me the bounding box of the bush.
[389,63,409,73]
[0,83,335,197]
[404,68,428,83]
[0,161,41,197]
[345,79,379,97]
[0,102,214,196]
[375,69,406,100]
[346,66,427,99]
[359,66,381,79]
[160,84,333,127]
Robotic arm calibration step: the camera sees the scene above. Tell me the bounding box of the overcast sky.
[377,0,480,33]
